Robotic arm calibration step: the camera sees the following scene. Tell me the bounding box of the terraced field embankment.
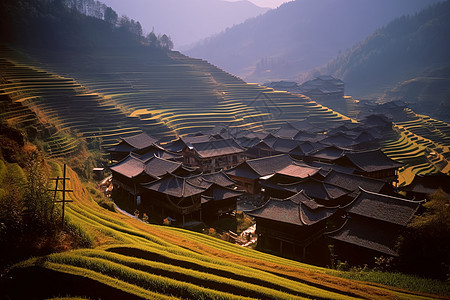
[1,45,351,153]
[4,163,441,299]
[382,109,450,186]
[1,45,449,183]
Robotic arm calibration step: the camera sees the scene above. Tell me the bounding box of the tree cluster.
[0,0,174,51]
[64,0,173,49]
[396,189,450,280]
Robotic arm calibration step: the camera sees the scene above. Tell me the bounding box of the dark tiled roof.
[248,191,334,226]
[402,173,450,194]
[310,146,345,161]
[237,137,261,148]
[327,218,399,256]
[160,139,186,152]
[289,145,308,157]
[293,131,324,143]
[276,163,320,179]
[106,142,136,153]
[282,178,350,201]
[186,175,213,189]
[355,131,376,144]
[300,201,337,226]
[251,140,275,151]
[161,135,214,152]
[343,149,402,172]
[226,162,260,180]
[122,132,158,150]
[202,171,237,187]
[321,133,358,147]
[345,188,421,226]
[190,139,245,158]
[135,145,182,161]
[246,154,295,177]
[273,127,300,139]
[203,184,243,201]
[324,170,386,193]
[182,134,214,144]
[144,156,183,178]
[247,196,304,226]
[141,174,205,198]
[271,138,301,153]
[109,154,145,178]
[306,161,355,175]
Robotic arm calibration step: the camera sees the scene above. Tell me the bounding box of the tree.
[22,152,55,228]
[129,20,143,38]
[147,31,160,48]
[397,189,450,279]
[159,34,173,50]
[103,6,118,27]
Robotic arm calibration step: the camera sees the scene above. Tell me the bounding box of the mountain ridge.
[186,0,442,82]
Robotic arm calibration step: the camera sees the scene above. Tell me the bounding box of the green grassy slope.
[4,163,445,299]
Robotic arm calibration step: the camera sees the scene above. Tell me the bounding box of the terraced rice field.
[382,109,450,186]
[5,163,440,299]
[1,46,351,151]
[1,45,449,183]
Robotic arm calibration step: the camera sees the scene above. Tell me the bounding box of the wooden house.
[308,145,346,164]
[401,173,450,199]
[327,188,421,265]
[226,154,296,194]
[336,149,402,184]
[140,172,242,225]
[110,154,188,202]
[141,174,205,225]
[248,191,337,260]
[274,177,353,207]
[107,132,158,161]
[161,134,213,153]
[323,170,393,196]
[201,184,242,220]
[181,138,245,172]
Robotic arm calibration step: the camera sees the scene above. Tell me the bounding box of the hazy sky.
[227,0,293,8]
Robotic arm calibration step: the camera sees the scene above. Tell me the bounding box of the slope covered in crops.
[0,45,351,151]
[382,109,450,186]
[3,163,441,299]
[2,45,449,184]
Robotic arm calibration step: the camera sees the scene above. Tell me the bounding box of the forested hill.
[0,0,173,52]
[186,0,440,82]
[310,0,450,120]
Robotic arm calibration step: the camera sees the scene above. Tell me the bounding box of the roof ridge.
[325,218,349,235]
[358,187,425,204]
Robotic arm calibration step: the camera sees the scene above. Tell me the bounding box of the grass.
[2,46,449,299]
[328,269,450,298]
[5,163,446,299]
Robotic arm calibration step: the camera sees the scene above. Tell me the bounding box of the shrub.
[397,189,450,279]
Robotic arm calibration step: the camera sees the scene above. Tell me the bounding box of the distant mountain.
[100,0,269,48]
[310,0,450,120]
[186,0,441,82]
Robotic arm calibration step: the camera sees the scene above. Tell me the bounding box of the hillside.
[101,0,269,48]
[2,161,447,299]
[1,1,450,298]
[1,0,448,184]
[186,0,440,82]
[311,0,450,112]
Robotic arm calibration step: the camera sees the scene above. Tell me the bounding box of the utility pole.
[50,164,73,228]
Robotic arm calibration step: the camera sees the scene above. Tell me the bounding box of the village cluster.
[106,114,445,265]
